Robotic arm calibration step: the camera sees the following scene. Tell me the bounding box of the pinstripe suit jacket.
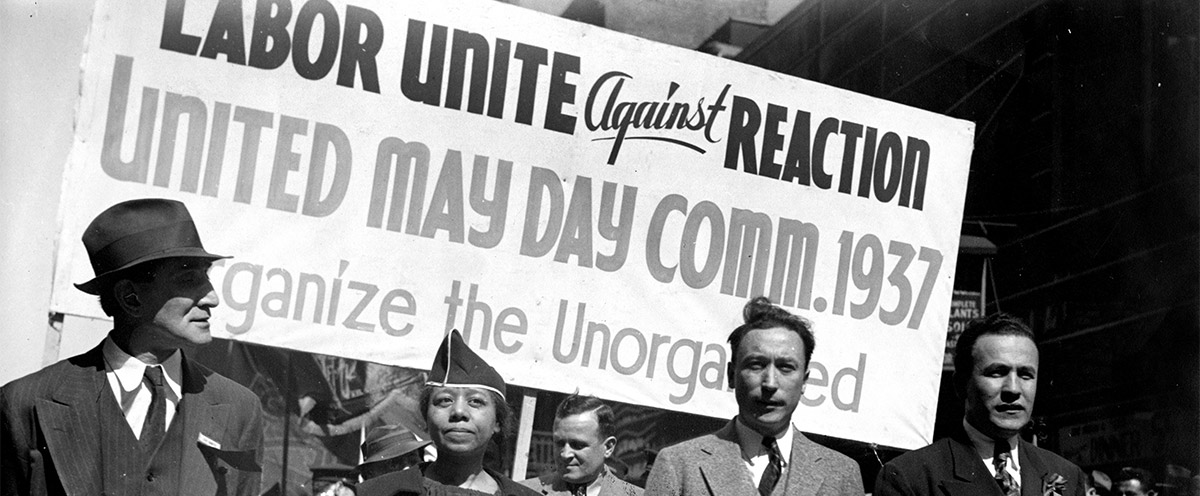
[0,342,264,496]
[644,419,864,496]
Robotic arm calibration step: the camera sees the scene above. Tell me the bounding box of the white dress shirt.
[102,337,183,438]
[734,418,794,487]
[963,419,1022,483]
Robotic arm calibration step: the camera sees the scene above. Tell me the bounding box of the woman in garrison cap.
[357,330,539,496]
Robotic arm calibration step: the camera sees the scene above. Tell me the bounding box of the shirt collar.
[102,336,184,399]
[734,417,794,467]
[962,418,1020,471]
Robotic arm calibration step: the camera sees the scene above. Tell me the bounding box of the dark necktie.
[569,482,587,496]
[758,436,783,496]
[993,439,1020,496]
[140,366,167,451]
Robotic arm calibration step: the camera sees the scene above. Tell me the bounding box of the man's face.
[728,327,808,437]
[135,258,219,350]
[553,411,614,485]
[1116,479,1154,496]
[962,333,1038,440]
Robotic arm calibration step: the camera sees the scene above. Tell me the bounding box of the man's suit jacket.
[520,468,644,496]
[873,433,1087,496]
[644,419,863,496]
[1,342,264,496]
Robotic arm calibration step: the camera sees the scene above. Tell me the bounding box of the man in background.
[522,393,643,496]
[358,423,432,481]
[1115,467,1157,496]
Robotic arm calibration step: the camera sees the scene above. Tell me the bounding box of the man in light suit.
[1,198,264,496]
[874,313,1087,496]
[645,297,863,496]
[522,394,643,496]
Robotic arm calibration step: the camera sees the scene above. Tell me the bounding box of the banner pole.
[512,389,538,480]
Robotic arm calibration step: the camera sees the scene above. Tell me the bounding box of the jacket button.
[146,472,156,482]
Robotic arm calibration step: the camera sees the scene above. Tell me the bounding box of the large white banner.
[51,0,974,449]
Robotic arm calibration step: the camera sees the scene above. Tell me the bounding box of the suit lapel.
[178,355,224,495]
[942,435,1004,496]
[778,430,822,496]
[38,345,108,495]
[1018,440,1046,496]
[695,420,758,496]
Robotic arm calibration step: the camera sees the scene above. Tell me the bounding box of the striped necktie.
[993,439,1020,496]
[758,436,783,496]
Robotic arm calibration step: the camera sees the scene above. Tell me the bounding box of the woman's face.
[427,387,498,457]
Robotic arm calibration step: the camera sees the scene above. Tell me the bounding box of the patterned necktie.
[758,436,783,496]
[140,366,167,451]
[993,439,1020,496]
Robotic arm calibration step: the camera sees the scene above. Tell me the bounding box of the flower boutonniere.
[1042,473,1068,496]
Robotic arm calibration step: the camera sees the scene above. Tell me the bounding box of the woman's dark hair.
[727,296,815,366]
[419,385,515,442]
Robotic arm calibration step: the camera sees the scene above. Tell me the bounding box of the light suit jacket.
[1,342,264,496]
[521,468,644,496]
[873,432,1087,496]
[644,419,863,496]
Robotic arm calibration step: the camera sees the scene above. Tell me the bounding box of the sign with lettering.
[51,0,974,449]
[945,290,983,370]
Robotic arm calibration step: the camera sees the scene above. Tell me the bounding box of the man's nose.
[761,366,779,390]
[1000,374,1020,395]
[199,280,219,308]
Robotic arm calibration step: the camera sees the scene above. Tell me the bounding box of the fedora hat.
[360,424,431,466]
[75,198,228,295]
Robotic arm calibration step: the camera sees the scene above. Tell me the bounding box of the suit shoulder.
[1025,443,1085,475]
[658,432,721,457]
[517,473,551,491]
[1,353,94,400]
[188,359,258,403]
[880,437,955,473]
[609,475,644,495]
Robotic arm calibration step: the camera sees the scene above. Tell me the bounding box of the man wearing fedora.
[357,423,432,483]
[0,198,265,496]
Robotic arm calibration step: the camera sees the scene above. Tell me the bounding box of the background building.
[518,0,1200,489]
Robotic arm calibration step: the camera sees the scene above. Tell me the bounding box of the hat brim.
[75,248,229,295]
[361,439,432,465]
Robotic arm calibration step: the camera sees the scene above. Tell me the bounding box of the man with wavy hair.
[646,296,862,496]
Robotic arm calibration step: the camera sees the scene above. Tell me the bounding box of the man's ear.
[114,280,142,316]
[726,360,736,390]
[603,436,616,458]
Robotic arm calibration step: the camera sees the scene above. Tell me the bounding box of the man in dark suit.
[1,198,264,495]
[875,313,1087,496]
[645,297,863,496]
[521,393,643,496]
